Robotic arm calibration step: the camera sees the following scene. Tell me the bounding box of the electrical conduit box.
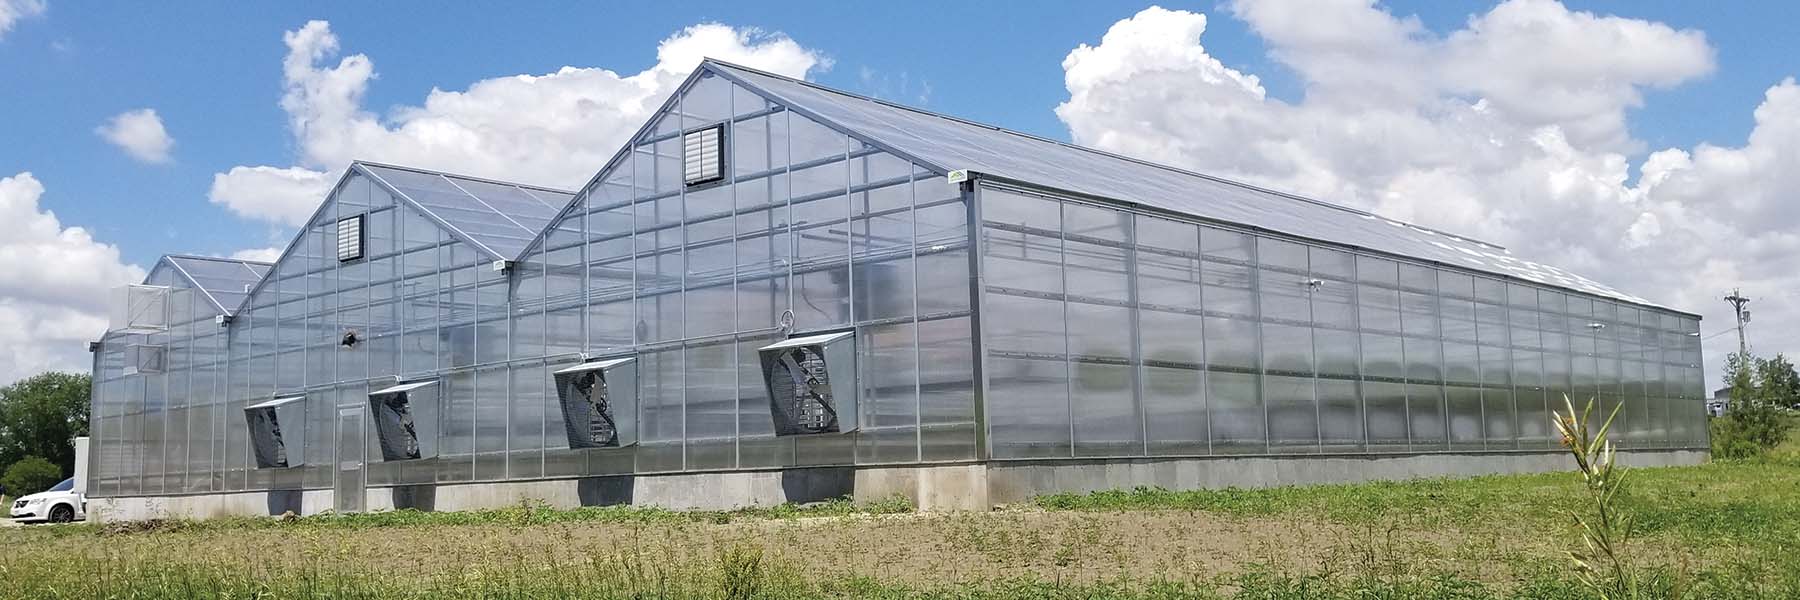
[246,396,307,468]
[759,331,858,435]
[368,380,441,461]
[553,357,638,448]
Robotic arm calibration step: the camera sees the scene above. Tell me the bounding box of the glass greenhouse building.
[87,60,1707,519]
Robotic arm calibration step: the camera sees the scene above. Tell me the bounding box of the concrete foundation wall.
[87,450,1705,522]
[984,449,1708,504]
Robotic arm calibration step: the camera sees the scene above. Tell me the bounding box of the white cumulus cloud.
[0,172,146,384]
[211,20,827,227]
[95,108,175,164]
[0,0,45,40]
[228,246,283,263]
[1056,1,1794,379]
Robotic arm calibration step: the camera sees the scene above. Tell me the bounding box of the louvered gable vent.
[682,124,724,186]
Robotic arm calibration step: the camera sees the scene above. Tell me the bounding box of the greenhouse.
[87,60,1707,519]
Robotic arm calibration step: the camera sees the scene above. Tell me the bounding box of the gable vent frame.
[682,123,726,187]
[337,213,365,262]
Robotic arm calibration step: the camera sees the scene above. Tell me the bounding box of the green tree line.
[0,372,90,496]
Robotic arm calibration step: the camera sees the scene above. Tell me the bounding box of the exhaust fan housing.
[245,396,307,468]
[368,380,440,461]
[553,357,638,448]
[759,331,858,435]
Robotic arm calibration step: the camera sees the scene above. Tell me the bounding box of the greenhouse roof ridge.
[698,59,1686,311]
[699,58,1506,252]
[150,254,273,317]
[232,160,577,315]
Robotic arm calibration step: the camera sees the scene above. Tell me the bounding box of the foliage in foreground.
[2,547,1797,600]
[1552,395,1679,600]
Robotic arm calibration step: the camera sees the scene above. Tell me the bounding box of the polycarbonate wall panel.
[975,183,1705,462]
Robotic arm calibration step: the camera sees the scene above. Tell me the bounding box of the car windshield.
[48,478,73,492]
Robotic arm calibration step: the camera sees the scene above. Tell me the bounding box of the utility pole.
[1724,288,1751,358]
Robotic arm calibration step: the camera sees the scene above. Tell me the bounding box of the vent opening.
[246,396,306,469]
[682,124,725,187]
[759,331,858,436]
[337,214,365,262]
[553,358,638,448]
[369,380,439,461]
[109,284,169,334]
[123,344,166,375]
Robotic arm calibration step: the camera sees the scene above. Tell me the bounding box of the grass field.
[3,458,1797,599]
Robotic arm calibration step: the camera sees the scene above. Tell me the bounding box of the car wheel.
[48,504,74,524]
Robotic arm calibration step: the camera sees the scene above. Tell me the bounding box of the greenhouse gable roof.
[701,60,1667,310]
[356,162,575,262]
[148,254,273,317]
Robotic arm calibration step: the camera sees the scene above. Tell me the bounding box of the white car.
[9,478,85,524]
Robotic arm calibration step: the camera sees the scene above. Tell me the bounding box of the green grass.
[6,459,1800,598]
[1034,458,1800,555]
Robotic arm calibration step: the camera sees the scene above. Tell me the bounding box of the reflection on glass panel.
[1265,375,1318,452]
[1143,365,1206,455]
[1513,350,1550,448]
[1364,381,1408,451]
[1311,279,1356,329]
[1261,323,1314,376]
[985,229,1061,294]
[1200,226,1253,261]
[1259,269,1312,324]
[989,356,1070,459]
[1206,370,1264,454]
[1318,378,1362,451]
[685,343,737,471]
[1361,333,1405,381]
[509,364,545,479]
[1408,383,1446,448]
[1203,316,1258,372]
[918,316,977,461]
[1357,255,1397,286]
[858,323,918,464]
[1314,329,1359,378]
[1359,285,1402,333]
[986,293,1065,356]
[1063,202,1128,243]
[1447,386,1484,449]
[1065,240,1129,302]
[1257,237,1308,272]
[1073,361,1138,457]
[1202,260,1256,317]
[1068,302,1131,360]
[1400,291,1439,339]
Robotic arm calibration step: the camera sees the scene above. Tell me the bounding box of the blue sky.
[2,0,1798,382]
[2,1,1794,267]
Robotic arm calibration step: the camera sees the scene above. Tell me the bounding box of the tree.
[1714,352,1792,458]
[0,372,91,479]
[1,456,63,497]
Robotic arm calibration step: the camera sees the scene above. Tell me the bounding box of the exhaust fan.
[245,396,307,468]
[553,357,638,448]
[759,331,858,435]
[368,380,440,461]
